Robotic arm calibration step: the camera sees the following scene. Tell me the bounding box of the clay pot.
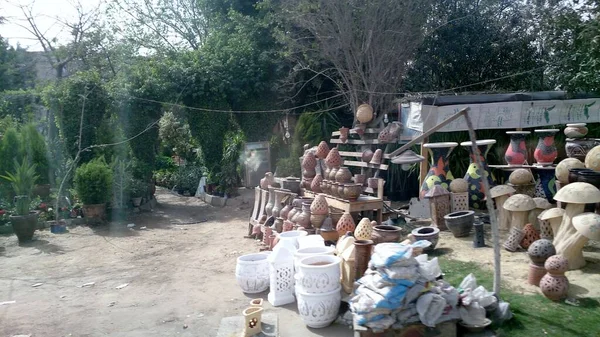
[310,213,327,229]
[339,127,350,143]
[302,178,314,190]
[296,203,312,229]
[324,168,331,180]
[564,123,588,138]
[303,169,316,179]
[315,141,330,159]
[274,217,284,233]
[310,194,329,215]
[328,167,339,181]
[330,210,343,225]
[565,139,597,162]
[411,226,440,252]
[337,184,345,198]
[320,229,339,242]
[533,129,559,165]
[280,203,293,220]
[371,225,402,244]
[528,263,547,287]
[527,239,556,265]
[283,220,294,232]
[354,174,366,185]
[354,240,374,280]
[335,167,352,183]
[311,174,324,193]
[444,210,475,237]
[329,183,339,198]
[336,212,356,237]
[568,168,593,184]
[369,149,383,165]
[343,184,362,201]
[378,122,401,143]
[325,147,343,169]
[540,255,569,301]
[520,223,540,249]
[354,218,373,241]
[503,227,525,252]
[322,180,331,195]
[302,152,317,171]
[356,104,374,124]
[361,149,374,163]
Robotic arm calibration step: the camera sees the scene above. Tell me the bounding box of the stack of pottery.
[565,123,598,162]
[539,255,569,301]
[309,194,329,229]
[527,239,556,286]
[295,255,342,328]
[302,152,318,190]
[424,185,451,230]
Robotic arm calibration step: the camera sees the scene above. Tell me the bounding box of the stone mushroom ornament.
[529,197,552,230]
[503,194,536,230]
[552,182,600,269]
[490,185,516,230]
[538,207,565,240]
[558,212,600,270]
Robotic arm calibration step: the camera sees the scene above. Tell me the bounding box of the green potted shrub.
[129,179,147,207]
[74,157,113,221]
[1,159,39,242]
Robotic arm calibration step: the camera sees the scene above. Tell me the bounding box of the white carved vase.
[236,253,270,294]
[296,287,342,328]
[296,255,341,294]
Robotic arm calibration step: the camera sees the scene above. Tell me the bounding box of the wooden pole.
[418,138,429,188]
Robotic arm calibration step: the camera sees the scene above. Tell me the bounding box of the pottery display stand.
[247,187,269,238]
[302,190,383,224]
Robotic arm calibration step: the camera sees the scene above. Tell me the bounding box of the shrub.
[74,157,113,205]
[174,164,203,194]
[128,179,148,198]
[20,124,50,184]
[275,157,301,177]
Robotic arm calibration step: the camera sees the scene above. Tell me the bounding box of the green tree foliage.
[0,38,36,91]
[158,111,197,160]
[0,128,22,176]
[74,157,113,205]
[20,124,50,185]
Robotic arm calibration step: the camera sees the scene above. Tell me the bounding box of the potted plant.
[1,159,39,242]
[74,158,113,222]
[129,179,147,207]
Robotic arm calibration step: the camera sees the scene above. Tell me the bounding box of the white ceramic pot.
[298,234,325,250]
[278,230,308,252]
[296,287,342,328]
[235,253,270,294]
[293,246,335,271]
[297,255,341,294]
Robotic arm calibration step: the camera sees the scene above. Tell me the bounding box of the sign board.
[409,98,600,133]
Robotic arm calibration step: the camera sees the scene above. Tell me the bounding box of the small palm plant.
[1,159,39,215]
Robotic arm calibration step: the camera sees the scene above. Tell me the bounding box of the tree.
[0,38,36,91]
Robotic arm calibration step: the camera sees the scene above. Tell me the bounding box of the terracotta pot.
[310,213,327,229]
[343,184,362,201]
[335,167,352,183]
[371,225,402,244]
[444,210,474,238]
[315,141,330,159]
[296,287,341,328]
[354,240,374,280]
[337,184,345,199]
[328,167,339,181]
[527,239,556,266]
[361,149,374,163]
[336,212,356,237]
[528,263,546,286]
[302,169,316,179]
[411,226,440,252]
[280,203,293,220]
[10,212,38,242]
[520,223,540,249]
[540,255,569,301]
[296,203,312,229]
[311,174,324,193]
[353,174,366,185]
[325,147,343,169]
[329,210,343,225]
[236,253,270,294]
[329,183,339,198]
[310,194,329,215]
[274,217,284,233]
[369,149,383,165]
[356,104,374,124]
[339,127,349,143]
[320,229,339,242]
[322,180,331,195]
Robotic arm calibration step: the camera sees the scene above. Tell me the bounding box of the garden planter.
[540,255,569,301]
[420,142,457,199]
[533,129,559,165]
[297,255,341,294]
[243,306,264,336]
[278,230,308,252]
[132,197,142,207]
[566,138,596,162]
[354,240,374,280]
[528,263,546,286]
[505,131,530,165]
[235,253,270,294]
[371,225,402,244]
[296,287,341,328]
[444,210,475,237]
[343,184,362,201]
[10,212,38,242]
[293,246,335,270]
[82,203,106,220]
[320,229,339,242]
[461,139,496,209]
[411,226,440,252]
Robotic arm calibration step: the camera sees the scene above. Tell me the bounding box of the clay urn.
[335,167,352,184]
[311,174,324,193]
[356,103,374,124]
[585,145,600,171]
[503,194,536,230]
[555,158,585,185]
[302,152,317,171]
[310,194,329,215]
[336,212,356,237]
[369,149,383,165]
[325,147,343,169]
[315,141,330,159]
[354,218,374,240]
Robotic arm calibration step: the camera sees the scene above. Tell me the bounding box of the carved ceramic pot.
[315,141,330,159]
[235,253,270,293]
[564,123,588,139]
[311,174,324,193]
[325,147,343,169]
[528,263,547,287]
[371,225,402,244]
[302,152,317,171]
[411,226,440,252]
[296,255,341,294]
[354,218,373,241]
[335,167,352,183]
[520,223,540,250]
[540,255,569,301]
[527,239,556,266]
[310,194,329,215]
[336,212,356,237]
[296,287,341,328]
[343,184,362,201]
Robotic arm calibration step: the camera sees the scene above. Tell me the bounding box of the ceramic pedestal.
[420,142,457,199]
[461,140,496,209]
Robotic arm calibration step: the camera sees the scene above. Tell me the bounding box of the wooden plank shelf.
[343,160,389,170]
[332,128,381,136]
[330,139,384,145]
[302,189,383,223]
[339,151,392,159]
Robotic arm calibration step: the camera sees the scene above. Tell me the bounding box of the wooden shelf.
[343,160,389,170]
[331,128,382,136]
[339,151,392,159]
[330,139,384,145]
[302,190,383,221]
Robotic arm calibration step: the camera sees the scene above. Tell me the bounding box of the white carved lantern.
[267,245,296,306]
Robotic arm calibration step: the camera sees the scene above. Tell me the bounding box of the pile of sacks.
[349,243,508,332]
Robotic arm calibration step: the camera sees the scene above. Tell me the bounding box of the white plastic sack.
[418,257,442,281]
[459,302,487,325]
[369,243,415,268]
[416,293,446,327]
[459,273,477,291]
[472,285,497,308]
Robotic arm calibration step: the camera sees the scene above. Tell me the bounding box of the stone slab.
[216,312,278,337]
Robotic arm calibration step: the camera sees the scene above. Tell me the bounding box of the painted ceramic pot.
[315,141,330,159]
[371,225,402,244]
[419,142,457,199]
[505,131,530,165]
[236,253,270,293]
[532,167,557,203]
[564,123,588,139]
[411,226,440,252]
[533,129,559,165]
[339,127,350,143]
[565,139,597,162]
[311,174,324,193]
[461,140,496,209]
[325,147,343,169]
[335,167,352,183]
[302,152,317,171]
[336,212,356,237]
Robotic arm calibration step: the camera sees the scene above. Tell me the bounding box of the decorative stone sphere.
[527,239,556,265]
[449,178,468,193]
[555,158,585,184]
[544,255,569,274]
[509,169,533,185]
[585,145,600,171]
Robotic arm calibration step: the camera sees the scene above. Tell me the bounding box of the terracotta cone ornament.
[370,149,384,165]
[325,147,343,169]
[315,141,330,159]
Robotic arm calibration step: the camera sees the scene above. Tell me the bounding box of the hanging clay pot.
[310,194,329,215]
[311,174,324,193]
[361,149,374,163]
[540,255,569,301]
[370,149,383,165]
[325,147,343,169]
[354,218,373,241]
[315,141,330,159]
[302,152,317,171]
[356,104,374,124]
[339,127,350,143]
[335,167,352,184]
[336,212,356,237]
[343,184,363,201]
[520,223,540,249]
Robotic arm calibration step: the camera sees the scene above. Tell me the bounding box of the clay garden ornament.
[520,223,540,249]
[370,149,384,165]
[449,178,468,193]
[336,212,356,237]
[552,183,600,269]
[311,174,324,193]
[315,141,330,159]
[378,122,402,143]
[557,212,600,270]
[564,123,588,139]
[505,131,530,165]
[267,245,296,306]
[529,197,552,230]
[325,147,343,169]
[527,239,556,266]
[302,152,317,171]
[490,185,516,231]
[528,263,547,287]
[310,194,329,215]
[354,218,374,241]
[503,227,525,252]
[503,194,536,230]
[533,129,559,165]
[555,158,585,185]
[424,185,451,230]
[461,139,496,209]
[585,145,600,171]
[356,103,374,124]
[449,178,469,212]
[420,142,457,199]
[508,169,535,197]
[538,208,565,240]
[243,306,264,337]
[540,255,569,301]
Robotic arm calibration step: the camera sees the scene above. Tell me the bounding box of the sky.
[0,0,103,51]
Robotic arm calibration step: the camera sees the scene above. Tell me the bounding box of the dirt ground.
[1,188,599,337]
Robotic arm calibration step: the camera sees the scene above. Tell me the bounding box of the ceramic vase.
[371,225,402,244]
[315,141,330,159]
[461,140,496,209]
[354,240,374,280]
[420,142,457,199]
[311,174,324,193]
[503,227,525,252]
[243,306,264,336]
[325,147,343,169]
[335,167,352,183]
[411,226,440,252]
[296,287,341,328]
[531,167,557,203]
[520,223,540,250]
[271,189,286,218]
[236,253,270,293]
[533,129,559,165]
[354,218,373,241]
[505,131,530,165]
[336,212,356,237]
[444,210,475,237]
[540,255,569,301]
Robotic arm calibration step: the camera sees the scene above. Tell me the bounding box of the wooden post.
[418,137,429,190]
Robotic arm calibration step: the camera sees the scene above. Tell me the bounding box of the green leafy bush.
[275,157,301,177]
[128,179,148,198]
[74,157,113,205]
[0,159,39,215]
[153,170,176,188]
[20,124,50,184]
[174,165,203,194]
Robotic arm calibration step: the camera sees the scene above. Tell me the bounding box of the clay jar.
[325,147,343,169]
[328,167,339,181]
[315,141,330,159]
[533,129,559,165]
[337,184,345,199]
[274,217,284,233]
[335,167,352,183]
[295,203,312,229]
[568,168,593,184]
[343,184,362,201]
[310,194,329,215]
[371,225,402,244]
[354,240,374,280]
[336,212,356,237]
[444,210,475,238]
[412,226,440,252]
[280,202,293,220]
[540,255,569,301]
[311,174,324,193]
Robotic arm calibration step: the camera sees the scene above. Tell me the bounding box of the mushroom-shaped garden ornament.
[503,194,536,230]
[538,208,565,240]
[490,185,516,230]
[529,197,552,229]
[552,182,600,269]
[559,213,600,269]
